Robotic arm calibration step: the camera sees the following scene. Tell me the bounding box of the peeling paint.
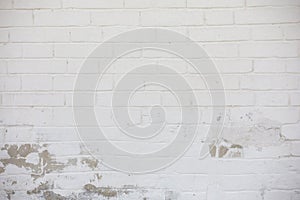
[84,184,118,198]
[4,189,15,200]
[0,167,4,174]
[0,144,83,179]
[218,146,229,158]
[210,140,243,158]
[27,181,53,195]
[43,191,69,200]
[209,119,283,158]
[222,119,283,148]
[81,158,99,169]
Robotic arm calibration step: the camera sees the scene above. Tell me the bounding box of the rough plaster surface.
[0,0,300,199]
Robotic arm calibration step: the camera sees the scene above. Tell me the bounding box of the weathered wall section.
[0,0,300,199]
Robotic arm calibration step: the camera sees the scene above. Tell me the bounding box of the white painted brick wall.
[0,0,299,199]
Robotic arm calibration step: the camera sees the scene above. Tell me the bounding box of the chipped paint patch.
[0,144,67,179]
[84,184,118,198]
[222,119,283,148]
[27,181,53,195]
[4,189,15,200]
[209,119,283,158]
[81,158,99,169]
[210,140,243,158]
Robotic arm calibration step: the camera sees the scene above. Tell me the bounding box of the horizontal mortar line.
[1,89,300,92]
[0,170,299,178]
[0,105,299,108]
[1,172,298,178]
[4,39,296,43]
[2,41,299,44]
[0,21,300,29]
[0,5,299,10]
[1,23,300,29]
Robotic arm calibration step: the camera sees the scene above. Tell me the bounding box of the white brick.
[205,10,234,25]
[0,44,22,58]
[241,75,299,90]
[21,75,52,91]
[203,74,240,89]
[226,92,255,106]
[53,75,75,91]
[253,59,285,73]
[0,10,33,26]
[188,0,244,8]
[251,25,283,40]
[54,43,96,58]
[229,107,299,123]
[63,0,123,8]
[70,27,102,42]
[23,44,53,58]
[0,108,53,126]
[286,59,300,73]
[65,58,85,74]
[283,24,300,40]
[141,10,204,26]
[203,43,238,58]
[235,8,300,24]
[0,0,12,8]
[239,42,298,58]
[265,191,300,200]
[9,28,70,42]
[13,0,61,8]
[34,10,90,26]
[214,59,253,73]
[256,92,289,106]
[189,27,250,42]
[125,0,185,8]
[0,60,7,74]
[7,59,67,74]
[2,93,65,106]
[0,30,9,42]
[247,0,300,6]
[0,76,21,91]
[91,11,140,26]
[282,124,300,140]
[290,93,300,105]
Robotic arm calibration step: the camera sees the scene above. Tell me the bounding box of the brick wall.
[0,0,299,199]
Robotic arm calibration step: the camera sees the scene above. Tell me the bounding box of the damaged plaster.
[209,119,284,158]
